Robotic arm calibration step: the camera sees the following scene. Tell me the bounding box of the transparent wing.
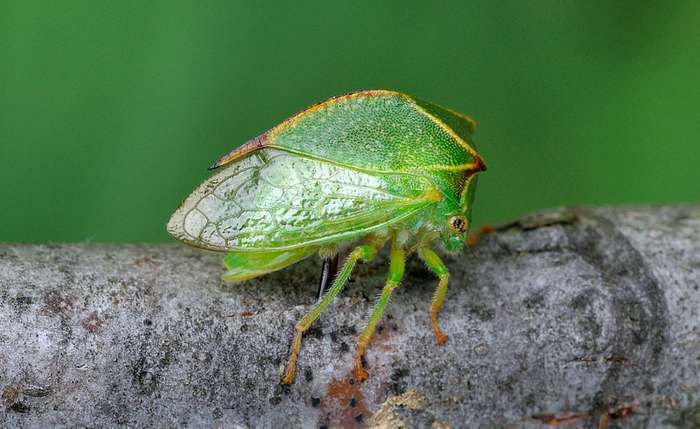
[167,149,436,251]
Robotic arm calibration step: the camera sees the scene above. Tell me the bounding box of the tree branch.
[1,206,699,428]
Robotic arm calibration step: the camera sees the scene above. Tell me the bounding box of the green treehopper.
[167,90,486,384]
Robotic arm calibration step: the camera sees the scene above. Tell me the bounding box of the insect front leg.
[417,245,450,344]
[282,243,379,385]
[354,237,405,382]
[418,246,450,344]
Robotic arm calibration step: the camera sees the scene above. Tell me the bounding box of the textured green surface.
[258,91,476,171]
[167,148,437,251]
[167,92,480,253]
[2,1,699,242]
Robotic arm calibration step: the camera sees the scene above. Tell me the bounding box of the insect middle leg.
[282,243,378,385]
[417,245,450,345]
[354,238,405,382]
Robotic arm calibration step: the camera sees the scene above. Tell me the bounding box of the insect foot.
[434,330,449,346]
[354,362,370,383]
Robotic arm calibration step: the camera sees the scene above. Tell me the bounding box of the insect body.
[167,90,486,384]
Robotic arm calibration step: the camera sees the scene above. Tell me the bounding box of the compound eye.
[449,216,468,233]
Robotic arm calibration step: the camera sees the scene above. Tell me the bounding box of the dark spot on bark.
[466,303,495,322]
[497,371,520,394]
[143,319,152,326]
[304,368,313,382]
[10,402,30,413]
[12,295,34,311]
[523,393,537,408]
[134,369,157,395]
[340,342,349,353]
[159,350,174,368]
[311,397,320,407]
[570,292,592,310]
[42,290,75,315]
[23,386,52,397]
[340,324,357,336]
[524,292,545,309]
[269,384,290,406]
[354,413,363,422]
[308,325,323,339]
[81,311,103,334]
[389,367,410,394]
[130,353,169,396]
[234,376,251,391]
[579,316,602,341]
[391,367,410,381]
[240,324,249,333]
[322,375,368,428]
[2,386,19,404]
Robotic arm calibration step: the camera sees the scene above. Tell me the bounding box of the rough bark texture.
[1,206,699,428]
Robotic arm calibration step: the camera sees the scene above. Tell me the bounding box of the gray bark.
[1,206,699,428]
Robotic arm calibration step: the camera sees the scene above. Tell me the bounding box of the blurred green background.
[1,1,698,243]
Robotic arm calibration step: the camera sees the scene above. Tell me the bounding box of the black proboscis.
[316,254,339,302]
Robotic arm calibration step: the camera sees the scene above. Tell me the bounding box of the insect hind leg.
[282,243,378,385]
[354,238,405,382]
